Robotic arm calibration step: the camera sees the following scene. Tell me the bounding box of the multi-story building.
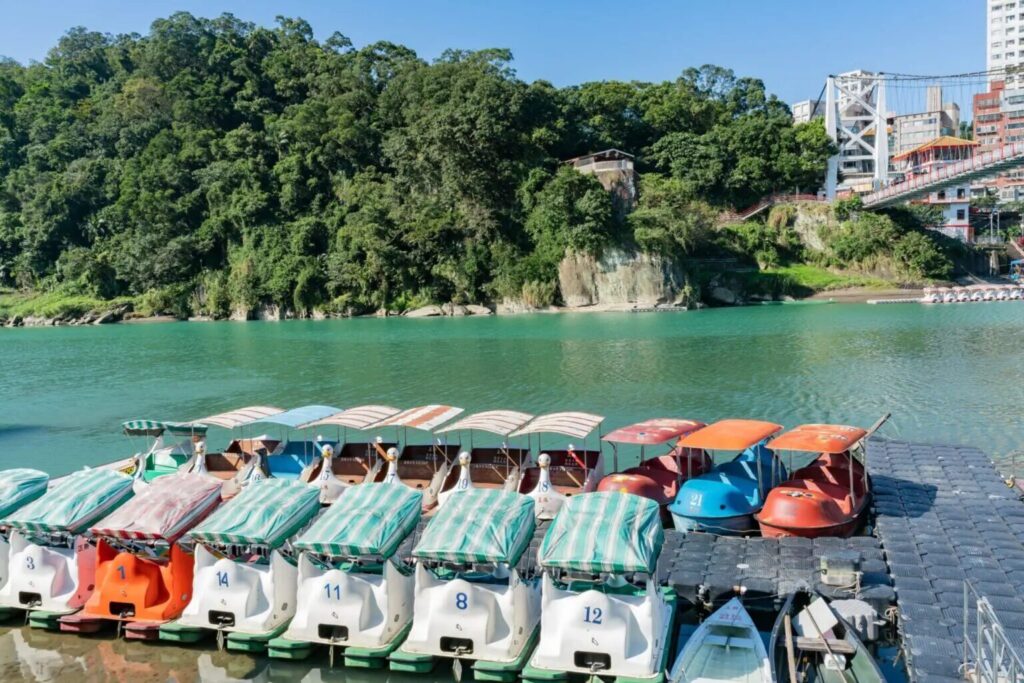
[988,1,1024,88]
[791,99,825,124]
[892,136,979,242]
[974,80,1006,151]
[891,87,960,157]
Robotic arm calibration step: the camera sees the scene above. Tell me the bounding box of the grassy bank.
[761,265,891,292]
[0,289,135,320]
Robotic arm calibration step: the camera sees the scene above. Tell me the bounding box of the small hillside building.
[565,149,637,212]
[891,135,979,242]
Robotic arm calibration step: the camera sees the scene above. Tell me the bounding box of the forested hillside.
[0,13,835,317]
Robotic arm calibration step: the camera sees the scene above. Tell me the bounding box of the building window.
[957,188,966,198]
[957,209,966,221]
[938,190,946,200]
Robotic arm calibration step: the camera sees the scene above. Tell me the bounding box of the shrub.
[521,279,557,308]
[892,232,952,280]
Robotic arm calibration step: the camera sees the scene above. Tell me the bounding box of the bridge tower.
[824,71,889,198]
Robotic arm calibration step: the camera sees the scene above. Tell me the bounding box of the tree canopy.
[0,13,835,314]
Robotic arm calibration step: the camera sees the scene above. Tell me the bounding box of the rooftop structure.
[565,149,637,212]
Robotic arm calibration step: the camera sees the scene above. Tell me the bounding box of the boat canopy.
[678,419,783,451]
[196,406,284,430]
[603,418,706,445]
[538,492,663,574]
[294,483,422,559]
[189,479,320,548]
[435,410,534,436]
[372,405,464,432]
[0,469,49,519]
[509,412,605,439]
[240,405,341,429]
[301,405,402,430]
[767,424,868,454]
[90,473,222,543]
[122,420,208,438]
[413,489,535,565]
[1,469,133,536]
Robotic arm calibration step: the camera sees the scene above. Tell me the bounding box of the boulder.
[94,310,118,325]
[442,303,468,316]
[710,286,738,305]
[465,304,493,316]
[404,305,443,318]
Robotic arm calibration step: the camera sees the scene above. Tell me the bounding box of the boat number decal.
[217,571,229,588]
[455,592,468,610]
[689,493,702,507]
[24,557,34,570]
[324,583,342,600]
[117,565,126,580]
[458,479,469,490]
[540,481,549,492]
[583,607,603,624]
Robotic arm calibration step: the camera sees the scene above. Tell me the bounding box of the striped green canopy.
[539,492,663,574]
[1,469,134,536]
[122,420,208,437]
[414,489,534,565]
[0,469,49,519]
[295,483,422,558]
[189,479,320,548]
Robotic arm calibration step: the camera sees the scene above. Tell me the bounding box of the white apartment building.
[989,1,1024,87]
[791,99,824,124]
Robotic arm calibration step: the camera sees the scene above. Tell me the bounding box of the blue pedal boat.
[667,419,786,535]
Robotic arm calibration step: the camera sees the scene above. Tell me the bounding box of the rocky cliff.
[556,248,692,309]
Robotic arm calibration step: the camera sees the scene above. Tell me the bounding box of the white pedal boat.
[276,483,422,657]
[171,478,321,637]
[432,410,535,507]
[510,412,606,520]
[527,492,674,680]
[299,405,403,503]
[0,468,133,615]
[0,469,50,603]
[396,488,540,669]
[669,598,771,683]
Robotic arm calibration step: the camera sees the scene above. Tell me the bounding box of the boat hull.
[0,533,96,615]
[670,511,757,536]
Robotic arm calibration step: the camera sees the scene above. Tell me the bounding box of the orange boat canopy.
[678,419,783,451]
[767,424,867,454]
[602,418,706,445]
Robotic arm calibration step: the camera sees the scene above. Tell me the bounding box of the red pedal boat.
[597,419,711,510]
[755,419,884,538]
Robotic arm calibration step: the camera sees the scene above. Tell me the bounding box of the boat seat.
[705,634,755,650]
[266,454,308,480]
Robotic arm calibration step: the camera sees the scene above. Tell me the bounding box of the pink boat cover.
[373,405,464,431]
[90,473,222,543]
[603,418,706,445]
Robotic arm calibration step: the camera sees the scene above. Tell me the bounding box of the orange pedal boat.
[59,473,222,639]
[755,419,884,538]
[597,418,712,510]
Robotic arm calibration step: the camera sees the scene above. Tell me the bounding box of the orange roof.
[678,419,783,451]
[892,135,979,162]
[767,424,867,454]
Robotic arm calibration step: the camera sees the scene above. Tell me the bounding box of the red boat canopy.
[678,419,783,451]
[767,424,867,454]
[602,418,706,445]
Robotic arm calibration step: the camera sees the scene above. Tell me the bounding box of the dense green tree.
[0,13,836,314]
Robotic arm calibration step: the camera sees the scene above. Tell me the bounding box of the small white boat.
[271,483,422,662]
[527,492,674,681]
[511,412,606,520]
[668,598,771,683]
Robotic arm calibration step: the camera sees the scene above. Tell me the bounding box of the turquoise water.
[1,302,1007,680]
[1,303,1023,476]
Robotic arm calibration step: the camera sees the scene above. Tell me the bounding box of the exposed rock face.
[557,248,689,308]
[791,202,832,253]
[404,305,443,318]
[464,304,493,316]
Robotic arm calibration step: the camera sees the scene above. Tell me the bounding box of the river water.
[0,302,1021,680]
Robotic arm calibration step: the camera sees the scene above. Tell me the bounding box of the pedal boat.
[433,410,535,508]
[667,419,786,535]
[368,405,465,509]
[116,420,208,486]
[669,597,771,683]
[525,492,674,682]
[393,488,540,677]
[0,469,50,615]
[59,473,222,638]
[271,483,423,663]
[0,468,134,619]
[216,405,341,491]
[769,589,885,683]
[162,478,321,647]
[298,405,403,504]
[598,418,712,510]
[184,406,285,491]
[510,411,606,520]
[755,423,874,539]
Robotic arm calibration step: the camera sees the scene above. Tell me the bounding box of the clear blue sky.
[0,0,987,108]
